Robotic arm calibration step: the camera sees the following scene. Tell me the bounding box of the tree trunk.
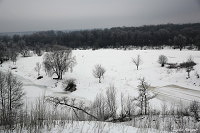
[187,71,190,78]
[144,95,147,115]
[141,98,143,115]
[0,86,5,124]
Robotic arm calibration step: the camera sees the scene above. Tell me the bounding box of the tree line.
[0,23,200,51]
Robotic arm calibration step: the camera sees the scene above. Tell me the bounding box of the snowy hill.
[1,49,200,105]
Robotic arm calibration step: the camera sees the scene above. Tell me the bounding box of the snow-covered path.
[152,85,200,105]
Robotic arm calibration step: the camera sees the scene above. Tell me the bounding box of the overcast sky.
[0,0,200,32]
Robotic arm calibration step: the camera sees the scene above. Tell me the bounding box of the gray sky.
[0,0,200,32]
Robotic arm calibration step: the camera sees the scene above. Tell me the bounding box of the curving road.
[151,85,200,104]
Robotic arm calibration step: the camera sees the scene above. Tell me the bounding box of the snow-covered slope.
[1,49,200,108]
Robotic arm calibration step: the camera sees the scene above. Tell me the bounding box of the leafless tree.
[174,34,186,51]
[120,94,135,120]
[105,85,117,119]
[0,71,24,126]
[93,64,106,83]
[137,78,155,115]
[0,43,7,66]
[10,52,18,65]
[21,49,31,57]
[158,55,168,67]
[180,56,196,78]
[7,48,18,65]
[18,40,30,57]
[43,50,76,79]
[195,71,199,79]
[92,93,107,120]
[34,62,42,77]
[186,67,193,78]
[189,101,200,122]
[132,55,142,70]
[35,45,43,56]
[46,96,98,120]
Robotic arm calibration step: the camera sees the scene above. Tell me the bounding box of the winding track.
[151,85,200,104]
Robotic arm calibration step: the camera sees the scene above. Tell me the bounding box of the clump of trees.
[1,23,200,50]
[164,55,197,78]
[179,56,196,78]
[158,55,168,67]
[132,55,142,70]
[0,43,19,66]
[0,71,24,127]
[93,64,106,83]
[43,50,76,80]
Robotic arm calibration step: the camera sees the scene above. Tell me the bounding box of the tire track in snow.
[151,85,200,103]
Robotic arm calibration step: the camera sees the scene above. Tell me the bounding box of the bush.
[166,63,178,69]
[62,78,77,92]
[189,101,200,122]
[179,61,196,68]
[195,71,199,79]
[37,76,43,80]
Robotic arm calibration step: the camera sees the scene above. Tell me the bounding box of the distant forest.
[1,23,200,50]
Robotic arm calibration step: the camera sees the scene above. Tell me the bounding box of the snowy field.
[9,121,165,133]
[1,49,200,108]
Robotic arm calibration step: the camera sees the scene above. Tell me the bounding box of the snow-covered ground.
[8,121,164,133]
[1,49,200,108]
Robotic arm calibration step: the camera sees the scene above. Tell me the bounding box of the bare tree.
[0,71,24,126]
[46,96,98,120]
[0,43,7,66]
[189,101,200,122]
[132,55,142,70]
[21,49,30,57]
[93,64,106,83]
[43,50,76,80]
[18,40,31,57]
[195,71,199,79]
[186,67,193,78]
[92,93,106,120]
[34,62,42,77]
[105,85,117,119]
[174,34,187,51]
[136,78,155,115]
[120,94,135,121]
[158,55,168,67]
[180,56,196,78]
[10,50,18,65]
[35,45,43,56]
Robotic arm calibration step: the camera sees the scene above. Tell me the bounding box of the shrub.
[179,61,196,68]
[195,71,199,79]
[62,78,77,92]
[166,63,178,69]
[189,101,200,122]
